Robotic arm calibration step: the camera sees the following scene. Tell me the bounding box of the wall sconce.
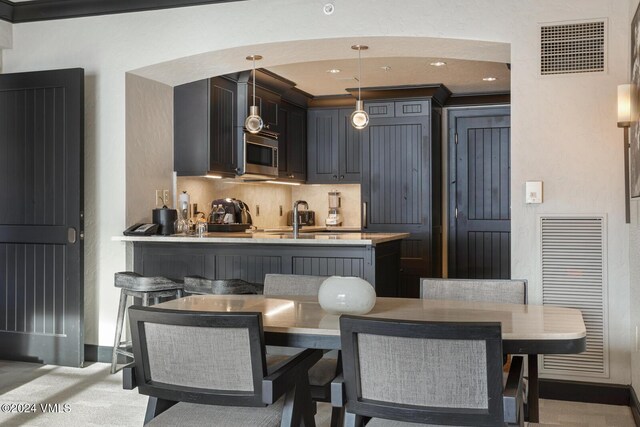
[617,83,633,223]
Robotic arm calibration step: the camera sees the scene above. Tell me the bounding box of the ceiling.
[266,56,510,97]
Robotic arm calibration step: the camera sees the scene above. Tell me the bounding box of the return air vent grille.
[540,20,606,75]
[540,216,608,378]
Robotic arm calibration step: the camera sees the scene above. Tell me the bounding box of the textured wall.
[630,0,640,403]
[1,1,632,387]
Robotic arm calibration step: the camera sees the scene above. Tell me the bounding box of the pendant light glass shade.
[350,100,369,129]
[245,106,264,134]
[245,55,263,134]
[351,45,369,130]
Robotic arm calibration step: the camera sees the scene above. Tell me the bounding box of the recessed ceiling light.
[430,61,447,67]
[327,69,341,74]
[483,77,497,81]
[381,66,392,72]
[323,3,335,15]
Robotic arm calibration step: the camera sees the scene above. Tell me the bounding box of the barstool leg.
[142,293,150,307]
[110,289,128,374]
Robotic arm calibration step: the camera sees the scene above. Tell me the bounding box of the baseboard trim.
[539,379,630,406]
[631,387,640,427]
[84,344,129,364]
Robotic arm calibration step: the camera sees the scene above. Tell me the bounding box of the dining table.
[154,294,587,423]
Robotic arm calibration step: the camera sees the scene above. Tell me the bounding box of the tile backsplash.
[177,178,361,229]
[291,184,361,228]
[177,178,291,228]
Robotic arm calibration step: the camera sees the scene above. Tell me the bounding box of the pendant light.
[350,44,369,130]
[245,54,264,134]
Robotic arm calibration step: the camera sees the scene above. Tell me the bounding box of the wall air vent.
[539,216,608,378]
[540,20,606,75]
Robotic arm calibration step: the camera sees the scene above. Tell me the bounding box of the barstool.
[183,275,263,295]
[110,272,183,374]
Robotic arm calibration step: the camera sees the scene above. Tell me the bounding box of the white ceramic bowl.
[318,276,376,315]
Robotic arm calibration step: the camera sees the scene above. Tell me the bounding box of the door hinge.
[455,207,458,219]
[455,133,458,145]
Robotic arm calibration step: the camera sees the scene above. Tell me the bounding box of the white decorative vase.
[318,276,376,315]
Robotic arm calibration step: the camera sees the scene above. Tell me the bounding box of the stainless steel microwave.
[239,130,279,179]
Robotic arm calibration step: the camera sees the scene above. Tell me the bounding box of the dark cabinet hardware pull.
[67,227,77,244]
[362,202,367,228]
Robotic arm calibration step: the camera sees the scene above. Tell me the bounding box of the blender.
[325,190,343,226]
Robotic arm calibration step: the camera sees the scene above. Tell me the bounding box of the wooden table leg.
[528,354,539,423]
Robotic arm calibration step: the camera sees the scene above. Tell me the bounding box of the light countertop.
[112,231,409,246]
[156,295,587,343]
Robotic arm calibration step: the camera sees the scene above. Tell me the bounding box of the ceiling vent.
[540,20,606,75]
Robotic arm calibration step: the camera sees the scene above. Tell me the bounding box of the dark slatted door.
[362,115,432,296]
[0,69,84,366]
[449,108,510,279]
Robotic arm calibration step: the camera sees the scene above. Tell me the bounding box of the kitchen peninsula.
[114,232,408,297]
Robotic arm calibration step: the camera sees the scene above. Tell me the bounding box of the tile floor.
[0,360,635,426]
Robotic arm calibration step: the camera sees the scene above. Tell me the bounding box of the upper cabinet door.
[307,109,339,183]
[174,76,238,177]
[307,108,362,184]
[277,106,289,177]
[250,86,279,132]
[174,79,210,176]
[209,76,238,175]
[287,104,307,181]
[338,108,362,183]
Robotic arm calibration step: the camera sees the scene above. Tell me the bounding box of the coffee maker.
[325,190,342,226]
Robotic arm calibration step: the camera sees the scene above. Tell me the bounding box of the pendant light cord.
[252,56,256,108]
[358,47,362,102]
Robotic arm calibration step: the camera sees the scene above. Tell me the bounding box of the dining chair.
[420,278,527,304]
[420,277,528,405]
[263,273,327,296]
[333,316,525,426]
[127,306,322,426]
[263,273,342,426]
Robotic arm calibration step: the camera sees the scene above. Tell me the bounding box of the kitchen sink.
[263,232,318,239]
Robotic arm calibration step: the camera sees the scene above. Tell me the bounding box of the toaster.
[287,210,315,226]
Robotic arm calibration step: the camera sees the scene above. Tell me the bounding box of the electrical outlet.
[162,190,170,206]
[256,205,260,216]
[154,190,163,207]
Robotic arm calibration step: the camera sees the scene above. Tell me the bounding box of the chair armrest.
[262,348,323,405]
[122,362,137,390]
[503,355,524,424]
[330,374,345,407]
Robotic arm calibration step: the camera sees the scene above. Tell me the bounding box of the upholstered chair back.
[421,278,527,304]
[340,316,506,425]
[129,307,267,406]
[263,274,327,297]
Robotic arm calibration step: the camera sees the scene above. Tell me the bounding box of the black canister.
[152,206,177,235]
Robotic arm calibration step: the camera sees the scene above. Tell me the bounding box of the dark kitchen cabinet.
[307,108,361,184]
[248,86,279,132]
[361,98,442,297]
[277,102,306,182]
[174,76,237,177]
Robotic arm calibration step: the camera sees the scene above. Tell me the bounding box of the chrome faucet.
[292,200,309,238]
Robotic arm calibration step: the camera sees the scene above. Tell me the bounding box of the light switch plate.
[526,181,543,204]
